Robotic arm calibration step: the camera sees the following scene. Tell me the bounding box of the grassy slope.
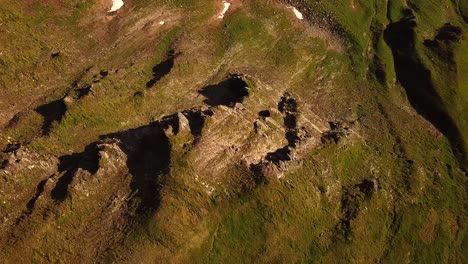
[0,0,466,263]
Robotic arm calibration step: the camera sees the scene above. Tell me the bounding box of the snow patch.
[109,0,124,12]
[288,6,304,20]
[218,1,231,19]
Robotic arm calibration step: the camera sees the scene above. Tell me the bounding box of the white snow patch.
[288,6,304,20]
[218,1,231,19]
[109,0,124,12]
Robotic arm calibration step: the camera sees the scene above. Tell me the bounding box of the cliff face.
[0,0,466,262]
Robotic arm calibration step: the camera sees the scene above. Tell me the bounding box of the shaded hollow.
[383,12,466,168]
[35,99,67,135]
[146,50,177,88]
[198,74,249,107]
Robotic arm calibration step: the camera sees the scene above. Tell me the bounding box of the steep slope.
[0,0,466,263]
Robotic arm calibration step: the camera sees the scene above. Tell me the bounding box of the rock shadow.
[250,93,301,181]
[384,11,466,168]
[34,99,67,135]
[51,144,100,202]
[146,50,178,88]
[23,175,55,217]
[198,74,249,107]
[278,93,300,147]
[102,122,172,215]
[338,179,375,240]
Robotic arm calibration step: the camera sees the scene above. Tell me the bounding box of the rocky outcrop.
[250,93,314,181]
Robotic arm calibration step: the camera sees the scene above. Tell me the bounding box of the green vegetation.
[0,0,466,263]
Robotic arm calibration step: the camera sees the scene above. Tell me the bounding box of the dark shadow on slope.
[250,93,300,181]
[102,122,171,215]
[14,174,54,225]
[338,179,375,240]
[258,110,271,119]
[278,93,300,147]
[0,160,8,170]
[183,110,204,138]
[34,99,67,135]
[433,23,462,43]
[50,120,172,215]
[23,174,55,216]
[146,50,178,88]
[2,143,20,154]
[384,12,467,169]
[424,23,462,64]
[182,108,213,143]
[321,121,350,144]
[125,127,169,214]
[265,146,293,165]
[51,145,100,202]
[159,113,180,135]
[198,74,249,107]
[76,84,93,99]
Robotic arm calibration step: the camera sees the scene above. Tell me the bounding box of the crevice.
[278,93,300,147]
[369,21,387,85]
[376,103,415,192]
[381,205,403,260]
